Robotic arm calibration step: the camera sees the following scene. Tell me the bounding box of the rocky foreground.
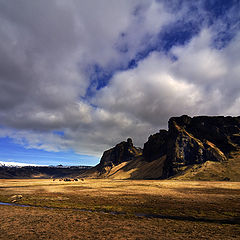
[83,115,240,180]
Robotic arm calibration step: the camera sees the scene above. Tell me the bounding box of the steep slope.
[81,138,143,178]
[97,138,142,169]
[164,116,240,180]
[172,147,240,181]
[106,156,166,179]
[83,115,240,180]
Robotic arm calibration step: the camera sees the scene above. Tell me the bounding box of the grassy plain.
[0,179,240,239]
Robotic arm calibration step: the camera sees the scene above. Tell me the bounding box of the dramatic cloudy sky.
[0,0,239,165]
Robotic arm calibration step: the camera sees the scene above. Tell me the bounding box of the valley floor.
[0,179,239,239]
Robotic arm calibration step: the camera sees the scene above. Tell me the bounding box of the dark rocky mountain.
[89,138,142,176]
[87,115,240,180]
[98,138,142,167]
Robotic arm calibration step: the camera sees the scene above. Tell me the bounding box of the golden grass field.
[0,179,240,239]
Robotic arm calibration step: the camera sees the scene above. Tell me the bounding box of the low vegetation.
[0,179,239,239]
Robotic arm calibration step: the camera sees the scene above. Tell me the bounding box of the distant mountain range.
[82,115,240,181]
[0,165,91,179]
[0,161,46,167]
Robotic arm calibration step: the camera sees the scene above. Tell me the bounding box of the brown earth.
[0,179,240,239]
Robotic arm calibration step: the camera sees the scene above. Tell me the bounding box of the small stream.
[1,202,239,225]
[0,202,29,207]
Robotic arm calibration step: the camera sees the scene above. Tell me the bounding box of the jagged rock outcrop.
[162,115,234,178]
[84,115,240,180]
[143,115,240,178]
[96,138,142,175]
[143,130,168,162]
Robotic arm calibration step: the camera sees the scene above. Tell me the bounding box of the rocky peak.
[143,130,168,162]
[164,115,240,177]
[97,138,142,172]
[142,115,240,178]
[127,138,133,147]
[92,115,240,180]
[169,115,240,153]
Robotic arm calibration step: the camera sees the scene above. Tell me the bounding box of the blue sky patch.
[0,137,99,166]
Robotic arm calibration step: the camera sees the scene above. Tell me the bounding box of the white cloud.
[172,29,228,82]
[0,1,239,158]
[92,26,240,142]
[94,52,203,126]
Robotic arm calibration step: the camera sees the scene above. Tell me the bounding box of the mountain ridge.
[83,115,240,181]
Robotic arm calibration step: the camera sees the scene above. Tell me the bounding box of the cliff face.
[143,115,240,178]
[91,115,240,180]
[163,115,240,178]
[96,138,142,175]
[143,130,168,162]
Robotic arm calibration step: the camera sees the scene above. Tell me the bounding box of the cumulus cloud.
[95,27,240,131]
[94,52,202,126]
[0,0,239,158]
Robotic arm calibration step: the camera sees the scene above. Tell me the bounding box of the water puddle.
[0,202,13,206]
[0,201,30,207]
[0,202,239,225]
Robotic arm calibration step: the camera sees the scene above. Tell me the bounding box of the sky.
[0,0,240,166]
